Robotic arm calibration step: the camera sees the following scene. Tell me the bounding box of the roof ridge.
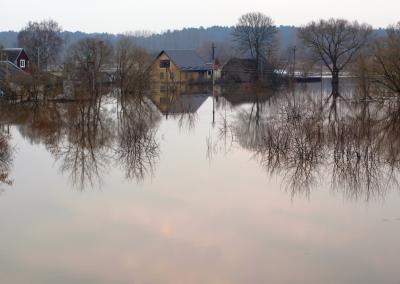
[164,49,197,51]
[158,49,209,71]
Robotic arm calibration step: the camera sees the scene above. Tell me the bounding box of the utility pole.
[320,63,323,107]
[211,42,216,86]
[3,52,9,80]
[292,45,296,79]
[211,42,216,128]
[292,45,297,108]
[37,47,40,70]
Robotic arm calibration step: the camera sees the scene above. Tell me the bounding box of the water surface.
[0,82,400,284]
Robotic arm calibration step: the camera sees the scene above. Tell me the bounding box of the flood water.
[1,81,400,284]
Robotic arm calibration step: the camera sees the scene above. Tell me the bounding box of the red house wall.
[16,50,30,73]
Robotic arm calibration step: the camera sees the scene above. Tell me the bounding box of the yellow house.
[149,50,211,84]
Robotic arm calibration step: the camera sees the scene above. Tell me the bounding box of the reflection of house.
[151,81,212,95]
[149,84,209,115]
[149,50,211,84]
[150,93,208,115]
[1,48,30,72]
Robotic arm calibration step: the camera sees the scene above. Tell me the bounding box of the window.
[20,59,26,68]
[160,85,167,93]
[170,72,174,80]
[160,72,164,80]
[160,60,170,68]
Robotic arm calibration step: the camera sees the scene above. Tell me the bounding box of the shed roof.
[0,61,26,81]
[223,58,257,72]
[1,48,23,64]
[161,50,209,71]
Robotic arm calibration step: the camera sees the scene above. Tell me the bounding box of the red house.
[0,48,30,72]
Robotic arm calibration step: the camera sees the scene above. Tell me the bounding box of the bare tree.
[64,37,113,101]
[370,22,400,95]
[115,36,151,99]
[17,20,63,70]
[232,12,277,80]
[299,19,372,98]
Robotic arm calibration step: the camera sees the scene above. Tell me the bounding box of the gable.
[18,50,29,62]
[1,48,23,64]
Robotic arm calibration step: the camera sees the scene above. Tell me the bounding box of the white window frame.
[20,59,26,68]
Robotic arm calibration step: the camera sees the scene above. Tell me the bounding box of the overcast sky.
[1,0,398,33]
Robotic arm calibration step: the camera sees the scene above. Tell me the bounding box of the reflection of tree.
[115,98,160,181]
[0,127,13,187]
[16,103,64,147]
[380,102,400,170]
[5,96,162,189]
[230,90,400,200]
[49,102,114,189]
[328,103,384,200]
[234,94,326,197]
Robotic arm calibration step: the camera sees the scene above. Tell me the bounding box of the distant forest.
[0,25,386,62]
[0,26,298,61]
